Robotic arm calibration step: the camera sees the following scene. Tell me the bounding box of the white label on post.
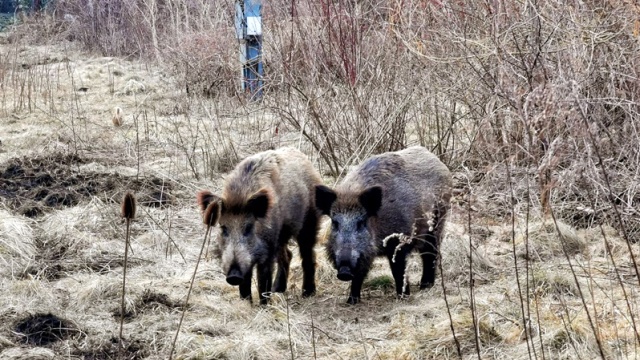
[247,16,262,36]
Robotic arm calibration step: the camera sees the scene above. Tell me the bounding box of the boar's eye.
[331,219,340,231]
[356,219,366,231]
[243,223,254,236]
[220,225,229,237]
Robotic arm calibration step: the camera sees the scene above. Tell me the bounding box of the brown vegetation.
[0,0,639,359]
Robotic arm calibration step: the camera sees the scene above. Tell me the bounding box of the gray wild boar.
[197,147,322,304]
[316,146,452,304]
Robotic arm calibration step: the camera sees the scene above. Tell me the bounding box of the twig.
[286,295,295,360]
[438,250,462,358]
[310,310,317,360]
[168,202,217,360]
[467,185,481,359]
[119,192,137,346]
[525,175,545,360]
[505,162,534,360]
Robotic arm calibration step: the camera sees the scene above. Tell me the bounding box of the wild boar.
[316,146,452,304]
[197,147,322,304]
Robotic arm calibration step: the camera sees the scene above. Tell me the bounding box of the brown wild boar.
[197,147,322,304]
[316,146,452,304]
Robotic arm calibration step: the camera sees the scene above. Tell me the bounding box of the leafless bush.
[50,0,239,97]
[5,0,640,358]
[262,0,417,175]
[163,29,238,98]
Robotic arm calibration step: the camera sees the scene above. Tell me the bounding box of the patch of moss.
[364,275,394,290]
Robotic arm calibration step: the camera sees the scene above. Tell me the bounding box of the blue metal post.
[235,0,263,99]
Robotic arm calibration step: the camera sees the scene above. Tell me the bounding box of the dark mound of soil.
[0,152,175,217]
[13,313,80,346]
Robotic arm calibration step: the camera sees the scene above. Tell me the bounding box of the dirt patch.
[0,152,175,218]
[13,313,80,346]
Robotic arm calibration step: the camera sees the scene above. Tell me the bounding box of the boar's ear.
[359,186,382,216]
[247,189,272,218]
[197,190,220,212]
[197,191,222,225]
[203,201,221,226]
[315,185,337,215]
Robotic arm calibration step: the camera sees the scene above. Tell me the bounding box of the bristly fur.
[316,146,452,304]
[222,157,279,215]
[121,192,136,219]
[194,147,323,304]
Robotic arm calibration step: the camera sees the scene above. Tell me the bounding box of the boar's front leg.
[239,271,253,302]
[273,247,292,293]
[386,245,411,298]
[347,263,372,304]
[297,209,319,297]
[347,274,366,305]
[257,262,274,305]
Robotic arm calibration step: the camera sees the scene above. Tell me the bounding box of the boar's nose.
[226,266,244,286]
[337,266,354,281]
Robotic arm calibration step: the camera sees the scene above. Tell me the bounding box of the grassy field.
[1,1,640,359]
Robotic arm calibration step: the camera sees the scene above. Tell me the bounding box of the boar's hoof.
[346,296,360,305]
[420,282,434,290]
[337,266,354,281]
[302,287,316,298]
[226,268,244,286]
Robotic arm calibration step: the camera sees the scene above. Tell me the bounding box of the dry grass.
[1,1,639,359]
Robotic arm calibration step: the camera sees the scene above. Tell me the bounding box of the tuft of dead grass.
[0,347,55,360]
[0,209,35,276]
[516,220,588,261]
[2,2,640,356]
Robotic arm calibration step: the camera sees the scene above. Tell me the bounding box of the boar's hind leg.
[418,234,438,289]
[417,205,446,289]
[273,247,292,293]
[239,272,253,302]
[296,209,319,297]
[257,262,274,305]
[386,244,411,297]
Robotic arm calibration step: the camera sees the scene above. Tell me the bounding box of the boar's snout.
[335,249,358,281]
[337,265,354,281]
[226,264,244,286]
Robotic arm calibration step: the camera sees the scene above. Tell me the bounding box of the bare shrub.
[50,0,239,97]
[3,0,640,358]
[411,1,640,230]
[263,0,417,175]
[163,29,238,98]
